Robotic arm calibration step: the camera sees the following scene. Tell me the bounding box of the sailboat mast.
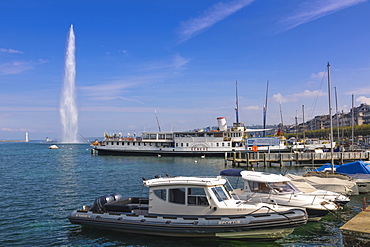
[279,101,284,135]
[263,80,269,137]
[155,110,161,132]
[302,105,305,142]
[352,94,355,151]
[235,81,239,124]
[327,62,334,171]
[334,87,340,149]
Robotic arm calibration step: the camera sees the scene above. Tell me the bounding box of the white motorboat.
[220,169,349,220]
[69,175,307,240]
[48,145,59,149]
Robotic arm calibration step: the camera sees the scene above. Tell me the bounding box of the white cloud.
[243,105,260,110]
[0,48,24,54]
[280,0,366,31]
[141,54,190,72]
[0,61,32,75]
[347,87,370,95]
[178,0,254,42]
[356,96,370,104]
[310,71,326,79]
[1,127,28,132]
[272,90,325,103]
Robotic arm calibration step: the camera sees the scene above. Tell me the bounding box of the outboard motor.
[90,193,122,213]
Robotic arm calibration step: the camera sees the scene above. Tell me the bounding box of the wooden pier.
[341,199,370,246]
[225,151,370,167]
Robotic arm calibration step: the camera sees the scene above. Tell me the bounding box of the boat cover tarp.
[285,173,359,195]
[220,169,243,177]
[314,160,370,175]
[336,160,370,175]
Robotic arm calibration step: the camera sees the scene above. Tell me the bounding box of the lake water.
[0,142,365,246]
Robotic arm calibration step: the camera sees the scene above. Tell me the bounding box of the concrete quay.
[341,201,370,246]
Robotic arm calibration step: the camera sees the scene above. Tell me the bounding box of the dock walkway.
[226,151,370,167]
[341,201,370,246]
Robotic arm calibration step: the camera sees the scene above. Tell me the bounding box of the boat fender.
[213,207,217,211]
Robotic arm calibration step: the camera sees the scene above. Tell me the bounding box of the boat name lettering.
[191,147,208,151]
[76,214,92,218]
[218,220,241,225]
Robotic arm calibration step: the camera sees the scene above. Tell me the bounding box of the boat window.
[211,186,229,202]
[269,182,297,194]
[169,188,185,204]
[188,188,209,206]
[248,181,270,193]
[153,189,167,201]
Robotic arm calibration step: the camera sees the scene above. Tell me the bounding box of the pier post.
[263,153,267,167]
[311,153,314,165]
[246,153,250,167]
[233,152,236,166]
[295,152,299,165]
[279,153,283,167]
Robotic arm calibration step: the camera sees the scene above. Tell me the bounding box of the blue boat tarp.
[314,164,339,172]
[315,160,370,175]
[336,160,370,175]
[219,169,243,177]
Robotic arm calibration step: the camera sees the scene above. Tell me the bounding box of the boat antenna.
[155,110,161,132]
[263,80,269,137]
[327,62,334,172]
[235,81,239,124]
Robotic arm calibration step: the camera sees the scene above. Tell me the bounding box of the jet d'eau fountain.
[60,25,78,143]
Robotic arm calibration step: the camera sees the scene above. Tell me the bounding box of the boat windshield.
[248,181,299,194]
[268,181,299,194]
[211,186,229,202]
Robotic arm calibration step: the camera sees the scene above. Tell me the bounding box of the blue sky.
[1,0,370,141]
